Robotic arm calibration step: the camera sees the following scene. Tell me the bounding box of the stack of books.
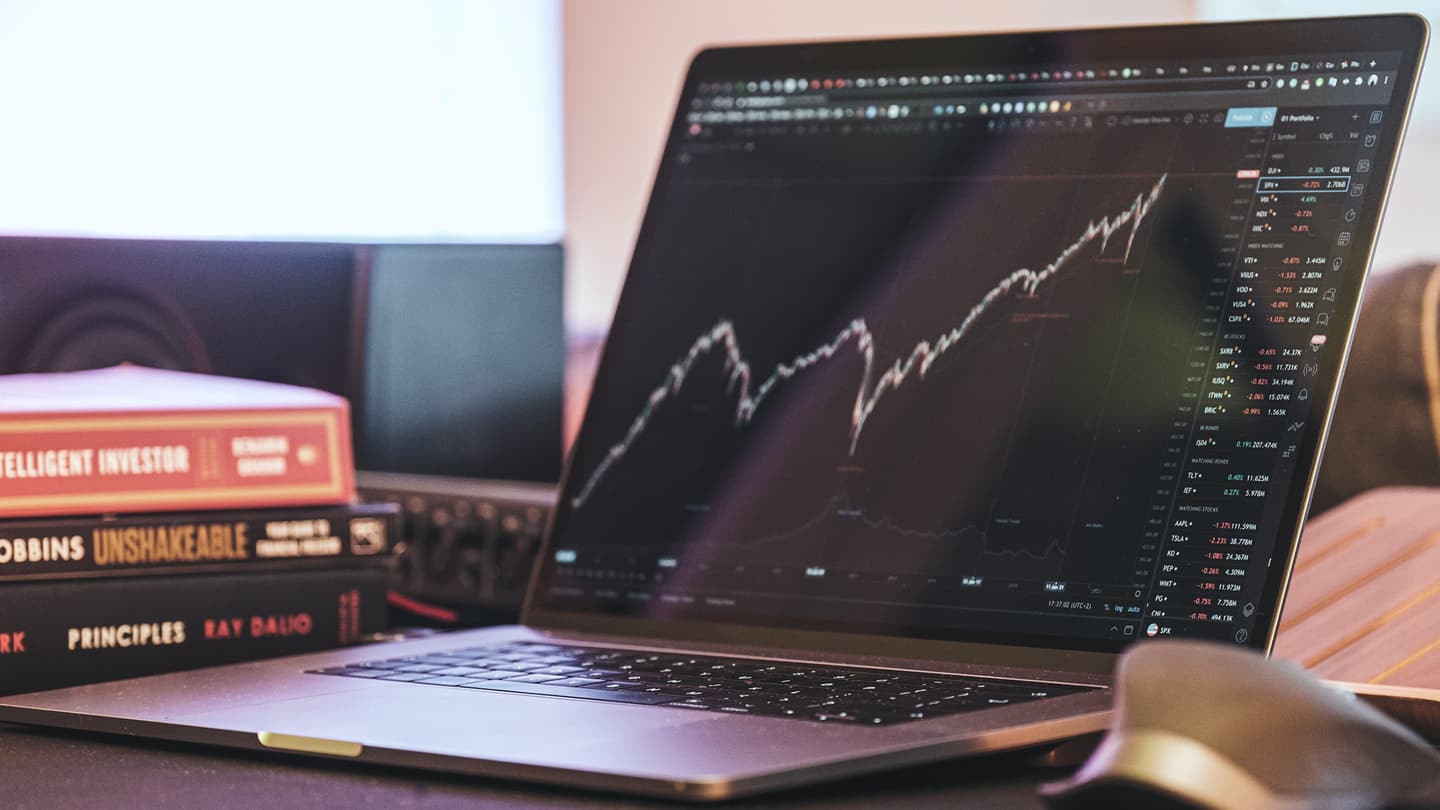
[0,366,394,695]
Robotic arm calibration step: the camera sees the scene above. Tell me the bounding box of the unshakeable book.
[0,501,397,582]
[0,365,355,517]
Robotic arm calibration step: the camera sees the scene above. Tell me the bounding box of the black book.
[0,502,396,581]
[0,567,388,695]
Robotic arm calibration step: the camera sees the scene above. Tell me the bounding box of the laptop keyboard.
[309,641,1092,726]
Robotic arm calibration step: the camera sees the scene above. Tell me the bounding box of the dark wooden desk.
[0,722,1053,809]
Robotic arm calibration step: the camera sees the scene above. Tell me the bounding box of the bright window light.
[0,0,562,242]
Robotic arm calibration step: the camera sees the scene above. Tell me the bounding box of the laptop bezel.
[525,14,1428,676]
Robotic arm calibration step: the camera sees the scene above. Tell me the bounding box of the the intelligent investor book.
[0,365,355,517]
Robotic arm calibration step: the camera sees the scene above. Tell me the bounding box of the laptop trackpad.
[178,686,714,758]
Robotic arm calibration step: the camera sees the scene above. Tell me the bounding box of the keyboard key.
[432,666,491,677]
[577,668,624,678]
[549,677,606,688]
[416,676,480,686]
[480,669,534,679]
[459,670,513,681]
[506,673,564,684]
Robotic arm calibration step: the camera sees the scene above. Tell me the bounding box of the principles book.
[0,502,397,582]
[0,567,387,695]
[0,365,355,517]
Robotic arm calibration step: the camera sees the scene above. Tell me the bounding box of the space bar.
[461,679,680,705]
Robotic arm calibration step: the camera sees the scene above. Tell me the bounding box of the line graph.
[571,174,1168,509]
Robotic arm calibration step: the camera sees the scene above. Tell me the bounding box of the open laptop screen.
[538,17,1425,654]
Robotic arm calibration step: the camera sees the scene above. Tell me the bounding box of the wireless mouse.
[1040,640,1440,810]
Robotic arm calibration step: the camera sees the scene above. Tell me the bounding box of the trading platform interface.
[542,49,1407,652]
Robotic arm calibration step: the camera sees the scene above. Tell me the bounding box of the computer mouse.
[1040,640,1440,810]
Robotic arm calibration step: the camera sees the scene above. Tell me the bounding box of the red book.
[0,366,355,517]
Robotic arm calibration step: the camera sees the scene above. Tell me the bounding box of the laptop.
[0,14,1426,801]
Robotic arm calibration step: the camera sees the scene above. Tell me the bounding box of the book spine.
[0,502,398,582]
[0,405,355,517]
[0,568,388,696]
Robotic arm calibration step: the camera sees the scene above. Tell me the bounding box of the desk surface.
[0,722,1052,809]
